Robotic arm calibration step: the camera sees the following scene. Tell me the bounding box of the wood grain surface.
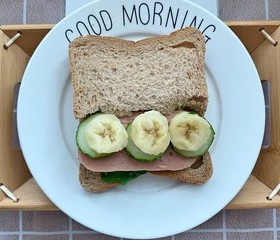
[0,30,31,202]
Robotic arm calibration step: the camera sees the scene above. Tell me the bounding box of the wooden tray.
[1,22,280,210]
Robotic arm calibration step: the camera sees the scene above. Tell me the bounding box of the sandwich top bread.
[69,27,214,192]
[69,27,207,119]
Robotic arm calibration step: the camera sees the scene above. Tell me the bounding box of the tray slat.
[226,21,280,53]
[0,30,31,202]
[0,178,57,210]
[0,24,53,56]
[252,26,280,190]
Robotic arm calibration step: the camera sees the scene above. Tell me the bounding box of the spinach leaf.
[101,171,147,185]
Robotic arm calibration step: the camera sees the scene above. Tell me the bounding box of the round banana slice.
[170,112,212,152]
[130,110,170,155]
[84,114,128,154]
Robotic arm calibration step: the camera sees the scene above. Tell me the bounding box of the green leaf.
[101,171,147,185]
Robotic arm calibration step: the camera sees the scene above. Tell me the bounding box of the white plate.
[18,0,265,239]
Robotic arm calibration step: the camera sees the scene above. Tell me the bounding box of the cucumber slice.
[76,114,110,158]
[126,123,164,161]
[172,124,215,157]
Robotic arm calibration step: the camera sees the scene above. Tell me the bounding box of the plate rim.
[17,0,265,238]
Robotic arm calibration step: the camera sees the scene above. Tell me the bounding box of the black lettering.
[165,7,180,28]
[204,35,211,43]
[180,10,188,29]
[189,16,204,29]
[153,2,163,25]
[76,21,91,36]
[99,10,113,31]
[202,24,216,34]
[197,18,204,29]
[138,3,150,25]
[122,5,138,26]
[202,24,216,43]
[65,29,74,42]
[88,14,102,35]
[189,16,196,27]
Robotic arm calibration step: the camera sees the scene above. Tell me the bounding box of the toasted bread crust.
[79,164,117,192]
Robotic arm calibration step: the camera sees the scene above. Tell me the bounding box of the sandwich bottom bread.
[80,152,213,193]
[151,152,213,184]
[69,27,214,192]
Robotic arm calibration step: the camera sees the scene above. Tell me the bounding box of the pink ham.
[118,112,141,126]
[79,147,197,172]
[113,110,176,126]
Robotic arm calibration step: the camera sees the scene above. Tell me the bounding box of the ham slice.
[79,147,197,172]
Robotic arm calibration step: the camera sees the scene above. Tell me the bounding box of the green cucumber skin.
[125,123,164,162]
[76,114,110,159]
[173,124,215,157]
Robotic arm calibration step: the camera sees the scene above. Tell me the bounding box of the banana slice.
[130,110,170,155]
[169,112,212,152]
[84,114,128,154]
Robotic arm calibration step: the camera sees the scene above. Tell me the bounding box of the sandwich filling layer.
[79,147,197,172]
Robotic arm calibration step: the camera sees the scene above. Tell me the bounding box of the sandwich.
[69,27,214,192]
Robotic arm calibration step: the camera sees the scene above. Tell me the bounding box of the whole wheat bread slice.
[69,27,207,119]
[79,152,212,193]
